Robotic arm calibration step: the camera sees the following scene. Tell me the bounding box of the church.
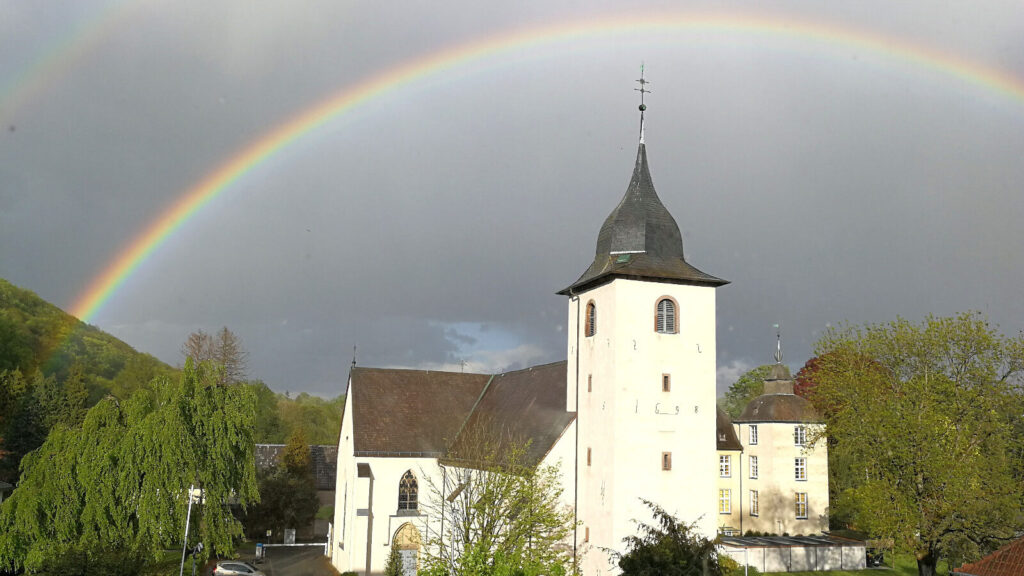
[328,101,830,575]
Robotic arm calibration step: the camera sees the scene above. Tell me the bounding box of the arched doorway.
[393,523,421,576]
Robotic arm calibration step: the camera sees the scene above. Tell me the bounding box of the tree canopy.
[0,360,259,573]
[720,364,773,418]
[613,500,724,576]
[810,312,1024,576]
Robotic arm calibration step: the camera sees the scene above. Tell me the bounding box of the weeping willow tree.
[0,360,258,574]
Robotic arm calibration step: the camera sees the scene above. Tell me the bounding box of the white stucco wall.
[733,421,829,535]
[570,278,719,576]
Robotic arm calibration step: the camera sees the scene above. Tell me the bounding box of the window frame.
[654,297,679,334]
[585,301,597,337]
[795,492,808,519]
[750,490,759,517]
[398,470,419,512]
[795,457,807,481]
[749,455,758,479]
[749,424,758,445]
[719,489,731,514]
[794,425,807,446]
[719,454,731,478]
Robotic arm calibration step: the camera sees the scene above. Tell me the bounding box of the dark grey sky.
[2,1,1023,397]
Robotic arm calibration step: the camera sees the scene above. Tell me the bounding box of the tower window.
[662,374,671,392]
[588,374,592,393]
[585,301,597,337]
[719,455,731,478]
[587,447,592,466]
[398,470,418,511]
[655,298,677,334]
[794,425,807,446]
[749,425,758,445]
[750,490,759,516]
[750,455,758,479]
[662,452,672,470]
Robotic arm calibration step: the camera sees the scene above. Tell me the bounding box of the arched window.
[398,470,418,511]
[585,301,597,337]
[655,298,677,333]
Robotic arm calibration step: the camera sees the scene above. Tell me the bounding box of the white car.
[212,560,265,576]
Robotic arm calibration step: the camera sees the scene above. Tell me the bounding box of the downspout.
[569,288,581,573]
[738,448,743,535]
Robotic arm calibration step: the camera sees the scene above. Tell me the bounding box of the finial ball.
[639,103,647,112]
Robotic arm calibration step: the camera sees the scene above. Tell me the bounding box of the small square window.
[662,452,672,471]
[662,374,671,392]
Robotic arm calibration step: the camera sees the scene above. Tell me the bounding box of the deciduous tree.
[810,312,1024,576]
[720,364,772,418]
[0,359,259,573]
[613,500,724,576]
[422,426,575,576]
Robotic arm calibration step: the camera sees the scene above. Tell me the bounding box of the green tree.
[720,364,772,418]
[810,312,1024,576]
[613,500,724,576]
[282,429,313,479]
[0,359,258,572]
[384,543,403,576]
[422,426,575,576]
[249,380,285,443]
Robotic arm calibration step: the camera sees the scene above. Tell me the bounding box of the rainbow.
[68,13,1024,323]
[0,0,143,124]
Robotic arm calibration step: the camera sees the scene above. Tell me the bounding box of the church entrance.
[393,523,421,576]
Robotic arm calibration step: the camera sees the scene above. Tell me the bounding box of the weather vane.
[773,324,783,364]
[635,63,651,143]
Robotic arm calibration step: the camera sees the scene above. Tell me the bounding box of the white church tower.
[558,80,728,575]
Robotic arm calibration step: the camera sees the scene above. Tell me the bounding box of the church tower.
[559,79,728,575]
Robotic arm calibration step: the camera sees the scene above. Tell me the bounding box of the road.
[257,546,337,576]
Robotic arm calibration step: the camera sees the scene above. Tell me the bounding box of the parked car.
[866,549,884,567]
[213,560,265,576]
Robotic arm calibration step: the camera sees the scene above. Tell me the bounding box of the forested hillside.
[0,277,344,485]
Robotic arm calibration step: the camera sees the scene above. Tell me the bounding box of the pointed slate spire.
[559,87,727,295]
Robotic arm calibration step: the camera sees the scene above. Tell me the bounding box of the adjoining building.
[255,443,338,539]
[329,101,835,575]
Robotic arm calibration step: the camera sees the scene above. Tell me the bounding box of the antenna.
[635,63,651,143]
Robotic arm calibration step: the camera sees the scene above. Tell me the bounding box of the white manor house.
[329,120,831,575]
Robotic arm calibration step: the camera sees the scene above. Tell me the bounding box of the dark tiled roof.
[716,407,743,451]
[957,536,1024,576]
[350,367,491,455]
[559,143,727,294]
[734,393,822,424]
[254,444,339,491]
[447,361,576,467]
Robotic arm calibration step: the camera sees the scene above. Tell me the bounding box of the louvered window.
[655,298,676,333]
[398,470,418,511]
[585,302,597,337]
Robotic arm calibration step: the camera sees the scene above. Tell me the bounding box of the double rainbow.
[61,13,1024,323]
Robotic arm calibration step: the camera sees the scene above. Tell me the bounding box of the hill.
[0,277,176,403]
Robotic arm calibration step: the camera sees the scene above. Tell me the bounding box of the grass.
[771,553,950,576]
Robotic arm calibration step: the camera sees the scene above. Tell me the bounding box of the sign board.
[284,529,296,545]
